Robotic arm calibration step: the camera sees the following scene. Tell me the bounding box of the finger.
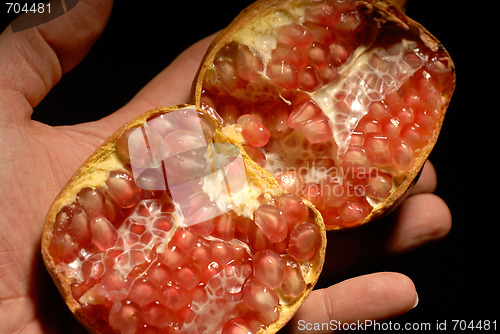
[97,33,217,132]
[321,193,451,279]
[0,0,113,123]
[284,272,417,334]
[386,193,451,253]
[410,160,437,195]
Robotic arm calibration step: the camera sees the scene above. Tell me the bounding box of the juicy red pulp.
[200,0,453,229]
[48,108,322,334]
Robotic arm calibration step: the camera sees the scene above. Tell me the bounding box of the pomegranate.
[196,0,455,229]
[42,105,326,334]
[41,0,455,332]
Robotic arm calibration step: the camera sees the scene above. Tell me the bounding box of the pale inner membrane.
[311,39,428,157]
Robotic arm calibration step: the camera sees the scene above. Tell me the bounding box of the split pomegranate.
[42,0,455,332]
[196,0,455,229]
[42,105,326,334]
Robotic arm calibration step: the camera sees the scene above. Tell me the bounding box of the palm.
[0,1,451,333]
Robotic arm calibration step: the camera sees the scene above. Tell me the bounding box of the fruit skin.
[41,105,326,334]
[194,0,455,230]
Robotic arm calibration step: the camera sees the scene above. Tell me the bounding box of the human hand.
[0,0,451,333]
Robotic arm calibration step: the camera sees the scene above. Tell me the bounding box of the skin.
[0,0,452,333]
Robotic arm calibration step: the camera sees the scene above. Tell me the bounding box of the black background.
[1,0,498,332]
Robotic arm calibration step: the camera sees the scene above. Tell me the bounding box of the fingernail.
[412,292,419,309]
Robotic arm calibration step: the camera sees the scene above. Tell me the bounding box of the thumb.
[0,0,113,124]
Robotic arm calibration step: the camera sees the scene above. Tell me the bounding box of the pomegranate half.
[42,105,326,334]
[195,0,455,229]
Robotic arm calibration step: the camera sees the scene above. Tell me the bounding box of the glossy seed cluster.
[200,0,453,229]
[48,108,322,334]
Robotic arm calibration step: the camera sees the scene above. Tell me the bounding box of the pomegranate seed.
[380,116,401,139]
[288,99,323,128]
[162,284,191,311]
[243,278,279,313]
[391,138,415,171]
[212,241,234,266]
[147,262,171,287]
[321,181,349,208]
[339,198,371,225]
[415,108,438,133]
[391,103,414,125]
[266,60,299,90]
[219,103,242,125]
[329,43,352,66]
[277,193,309,228]
[401,123,424,149]
[222,318,255,334]
[364,133,391,166]
[170,229,198,254]
[214,58,245,93]
[174,265,201,290]
[365,172,393,200]
[301,117,334,143]
[129,277,157,306]
[109,300,141,334]
[142,302,172,328]
[280,256,306,299]
[249,224,270,252]
[90,216,118,251]
[266,104,292,140]
[303,22,337,45]
[200,261,222,283]
[190,240,213,269]
[257,306,280,327]
[237,114,271,147]
[158,245,188,269]
[288,221,320,261]
[306,43,331,69]
[253,250,285,289]
[254,205,287,243]
[342,145,372,175]
[298,66,321,91]
[305,0,341,26]
[49,233,78,263]
[237,45,264,82]
[357,115,380,133]
[276,23,314,48]
[275,171,304,194]
[317,65,338,84]
[336,8,362,32]
[301,183,324,209]
[127,125,166,170]
[77,188,105,218]
[54,206,72,233]
[212,212,236,241]
[68,206,91,245]
[272,44,308,70]
[105,171,142,209]
[81,254,104,284]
